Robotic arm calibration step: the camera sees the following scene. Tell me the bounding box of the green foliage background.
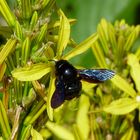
[57,0,140,42]
[57,0,140,67]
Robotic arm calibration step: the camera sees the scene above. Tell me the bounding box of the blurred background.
[57,0,140,42]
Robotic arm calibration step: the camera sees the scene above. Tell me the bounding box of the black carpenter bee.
[51,60,115,108]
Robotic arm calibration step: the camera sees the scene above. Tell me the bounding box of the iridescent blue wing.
[78,69,115,83]
[51,79,65,108]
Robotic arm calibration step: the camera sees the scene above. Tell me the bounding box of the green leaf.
[57,9,70,58]
[46,121,75,140]
[103,98,140,115]
[63,33,98,60]
[31,128,43,140]
[47,71,55,121]
[76,94,90,140]
[111,74,136,97]
[127,54,140,92]
[12,63,51,81]
[0,38,17,64]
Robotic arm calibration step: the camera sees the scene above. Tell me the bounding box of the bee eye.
[62,68,77,79]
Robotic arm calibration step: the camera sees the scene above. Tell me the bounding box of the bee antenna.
[48,59,56,63]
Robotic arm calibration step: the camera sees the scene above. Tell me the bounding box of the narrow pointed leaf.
[47,70,55,121]
[76,95,90,140]
[63,33,98,60]
[103,98,140,115]
[57,9,70,57]
[12,63,51,81]
[111,75,136,97]
[127,54,140,92]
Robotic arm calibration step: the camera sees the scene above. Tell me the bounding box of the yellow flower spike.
[21,0,32,20]
[63,33,98,60]
[15,21,23,39]
[108,22,117,52]
[47,69,55,121]
[57,9,70,58]
[0,38,17,64]
[97,19,109,54]
[92,41,108,68]
[41,0,50,9]
[0,0,16,27]
[37,24,48,44]
[21,37,31,65]
[124,25,140,51]
[30,11,38,30]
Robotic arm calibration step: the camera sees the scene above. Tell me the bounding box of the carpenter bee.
[51,60,115,108]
